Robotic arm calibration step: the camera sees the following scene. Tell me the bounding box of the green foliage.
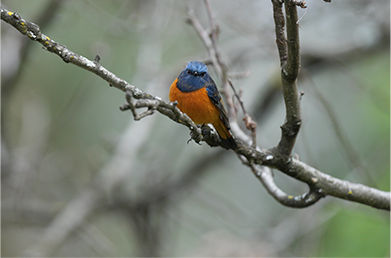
[318,208,390,257]
[316,50,390,256]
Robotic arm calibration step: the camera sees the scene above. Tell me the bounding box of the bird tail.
[213,121,237,150]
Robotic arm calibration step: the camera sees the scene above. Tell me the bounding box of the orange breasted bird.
[169,61,237,150]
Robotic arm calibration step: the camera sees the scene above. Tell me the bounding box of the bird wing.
[205,82,231,130]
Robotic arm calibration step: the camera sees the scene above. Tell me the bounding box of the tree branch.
[0,9,212,146]
[2,7,389,211]
[246,161,322,208]
[290,159,390,210]
[272,0,303,158]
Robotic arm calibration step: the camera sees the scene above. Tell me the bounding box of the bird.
[169,61,237,150]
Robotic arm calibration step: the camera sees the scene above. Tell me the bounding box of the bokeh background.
[2,0,390,256]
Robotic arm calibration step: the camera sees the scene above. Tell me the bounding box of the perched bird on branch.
[169,61,237,150]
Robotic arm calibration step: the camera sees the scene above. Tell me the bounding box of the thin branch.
[204,0,224,70]
[290,159,390,210]
[248,162,323,208]
[120,91,159,121]
[272,0,288,68]
[228,79,258,148]
[291,0,307,8]
[271,0,302,157]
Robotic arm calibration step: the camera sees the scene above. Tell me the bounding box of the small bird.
[169,61,237,150]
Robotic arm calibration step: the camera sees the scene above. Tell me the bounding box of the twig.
[203,0,227,81]
[291,0,307,8]
[227,79,257,148]
[120,91,159,121]
[250,164,323,207]
[297,6,308,24]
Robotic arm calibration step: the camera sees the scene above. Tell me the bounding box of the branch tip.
[119,103,131,112]
[93,54,101,63]
[299,90,305,100]
[291,0,307,8]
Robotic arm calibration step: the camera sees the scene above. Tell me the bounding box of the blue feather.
[176,61,211,92]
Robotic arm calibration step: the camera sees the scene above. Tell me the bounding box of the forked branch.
[1,6,389,210]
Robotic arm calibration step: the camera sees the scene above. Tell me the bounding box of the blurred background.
[1,0,390,256]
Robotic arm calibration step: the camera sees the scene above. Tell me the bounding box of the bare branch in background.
[1,0,65,187]
[301,70,377,187]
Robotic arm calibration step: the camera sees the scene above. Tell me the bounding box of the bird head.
[176,61,211,92]
[185,61,208,76]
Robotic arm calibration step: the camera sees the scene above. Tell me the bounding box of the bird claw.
[188,130,202,145]
[200,124,220,147]
[187,137,202,145]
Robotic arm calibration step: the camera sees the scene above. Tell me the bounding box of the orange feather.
[169,78,220,125]
[169,78,233,143]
